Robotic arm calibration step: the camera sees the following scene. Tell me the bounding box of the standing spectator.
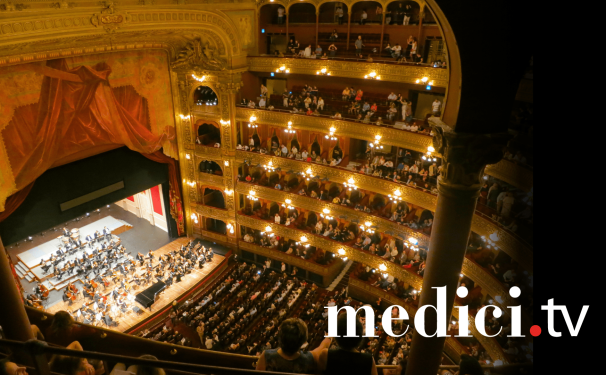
[260,84,268,97]
[317,314,378,375]
[360,9,368,25]
[385,9,392,24]
[256,319,330,373]
[277,7,285,25]
[410,37,418,58]
[335,7,344,24]
[318,97,325,111]
[403,4,413,25]
[283,89,289,107]
[328,43,337,57]
[354,35,365,55]
[432,99,442,114]
[375,5,383,23]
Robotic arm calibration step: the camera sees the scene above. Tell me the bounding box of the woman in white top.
[410,39,417,58]
[274,213,281,224]
[304,96,311,108]
[304,45,312,58]
[317,97,324,110]
[315,220,323,234]
[400,99,408,120]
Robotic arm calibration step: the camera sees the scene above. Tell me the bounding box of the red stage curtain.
[142,151,185,236]
[0,181,35,224]
[2,58,169,208]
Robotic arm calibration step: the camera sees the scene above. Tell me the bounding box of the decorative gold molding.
[235,150,532,271]
[485,159,533,192]
[247,57,448,88]
[192,203,234,222]
[236,108,433,154]
[195,145,224,160]
[238,183,429,248]
[197,172,225,187]
[239,240,337,276]
[199,229,229,244]
[236,213,424,289]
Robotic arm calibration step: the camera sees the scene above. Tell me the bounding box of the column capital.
[431,121,510,194]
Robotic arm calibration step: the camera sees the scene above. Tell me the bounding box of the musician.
[74,238,83,248]
[148,250,155,260]
[136,252,145,265]
[101,241,108,250]
[165,272,173,287]
[57,247,64,257]
[83,277,93,290]
[133,274,141,285]
[198,255,206,268]
[85,234,94,246]
[63,227,70,237]
[94,230,102,242]
[103,226,112,241]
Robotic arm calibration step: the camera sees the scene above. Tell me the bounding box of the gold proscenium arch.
[0,9,246,69]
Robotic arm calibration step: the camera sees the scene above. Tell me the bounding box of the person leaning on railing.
[109,355,165,375]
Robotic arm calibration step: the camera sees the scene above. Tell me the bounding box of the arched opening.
[269,130,281,154]
[386,1,421,25]
[351,1,383,25]
[198,160,223,176]
[268,172,280,186]
[330,141,343,161]
[193,85,218,107]
[203,188,226,209]
[306,212,318,227]
[269,202,280,217]
[288,3,316,24]
[288,135,300,153]
[328,182,341,199]
[205,218,227,235]
[350,189,363,203]
[196,122,221,146]
[310,138,322,159]
[371,194,386,211]
[318,2,349,24]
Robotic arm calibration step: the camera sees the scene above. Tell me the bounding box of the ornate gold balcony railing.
[191,108,533,191]
[197,172,225,187]
[195,145,223,159]
[247,57,449,88]
[236,213,424,289]
[238,240,341,278]
[235,107,433,154]
[237,182,515,308]
[192,203,234,223]
[235,150,533,270]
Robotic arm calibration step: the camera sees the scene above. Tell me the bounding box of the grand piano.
[135,281,166,309]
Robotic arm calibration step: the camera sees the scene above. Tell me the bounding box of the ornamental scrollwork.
[171,38,227,72]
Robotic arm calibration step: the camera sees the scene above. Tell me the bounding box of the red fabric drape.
[0,181,35,224]
[1,58,170,210]
[141,151,185,236]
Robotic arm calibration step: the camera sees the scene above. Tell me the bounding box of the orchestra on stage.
[24,225,216,329]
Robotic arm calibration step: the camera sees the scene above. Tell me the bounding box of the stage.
[13,216,133,290]
[45,237,225,333]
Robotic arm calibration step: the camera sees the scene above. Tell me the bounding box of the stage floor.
[45,237,225,333]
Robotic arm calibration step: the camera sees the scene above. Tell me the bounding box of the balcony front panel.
[247,57,449,88]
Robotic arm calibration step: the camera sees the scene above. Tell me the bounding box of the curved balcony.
[247,56,449,87]
[236,182,517,309]
[191,107,533,193]
[234,150,533,271]
[238,239,344,286]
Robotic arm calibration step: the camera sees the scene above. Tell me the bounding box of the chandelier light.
[422,145,437,162]
[302,167,314,181]
[359,221,375,234]
[190,213,199,224]
[364,71,381,80]
[179,114,190,121]
[320,208,333,220]
[224,189,234,195]
[220,119,230,126]
[192,74,206,82]
[325,127,337,140]
[343,177,357,191]
[369,135,383,150]
[263,160,276,172]
[248,115,258,128]
[404,236,419,251]
[226,223,234,234]
[247,190,258,201]
[388,190,402,202]
[316,68,331,76]
[275,66,290,74]
[285,121,296,134]
[281,198,294,210]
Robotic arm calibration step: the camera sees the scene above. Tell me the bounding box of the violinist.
[74,238,83,248]
[85,233,94,246]
[133,274,141,285]
[68,282,79,294]
[83,276,93,290]
[137,252,145,265]
[148,250,155,260]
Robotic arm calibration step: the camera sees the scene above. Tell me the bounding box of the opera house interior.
[0,0,535,374]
